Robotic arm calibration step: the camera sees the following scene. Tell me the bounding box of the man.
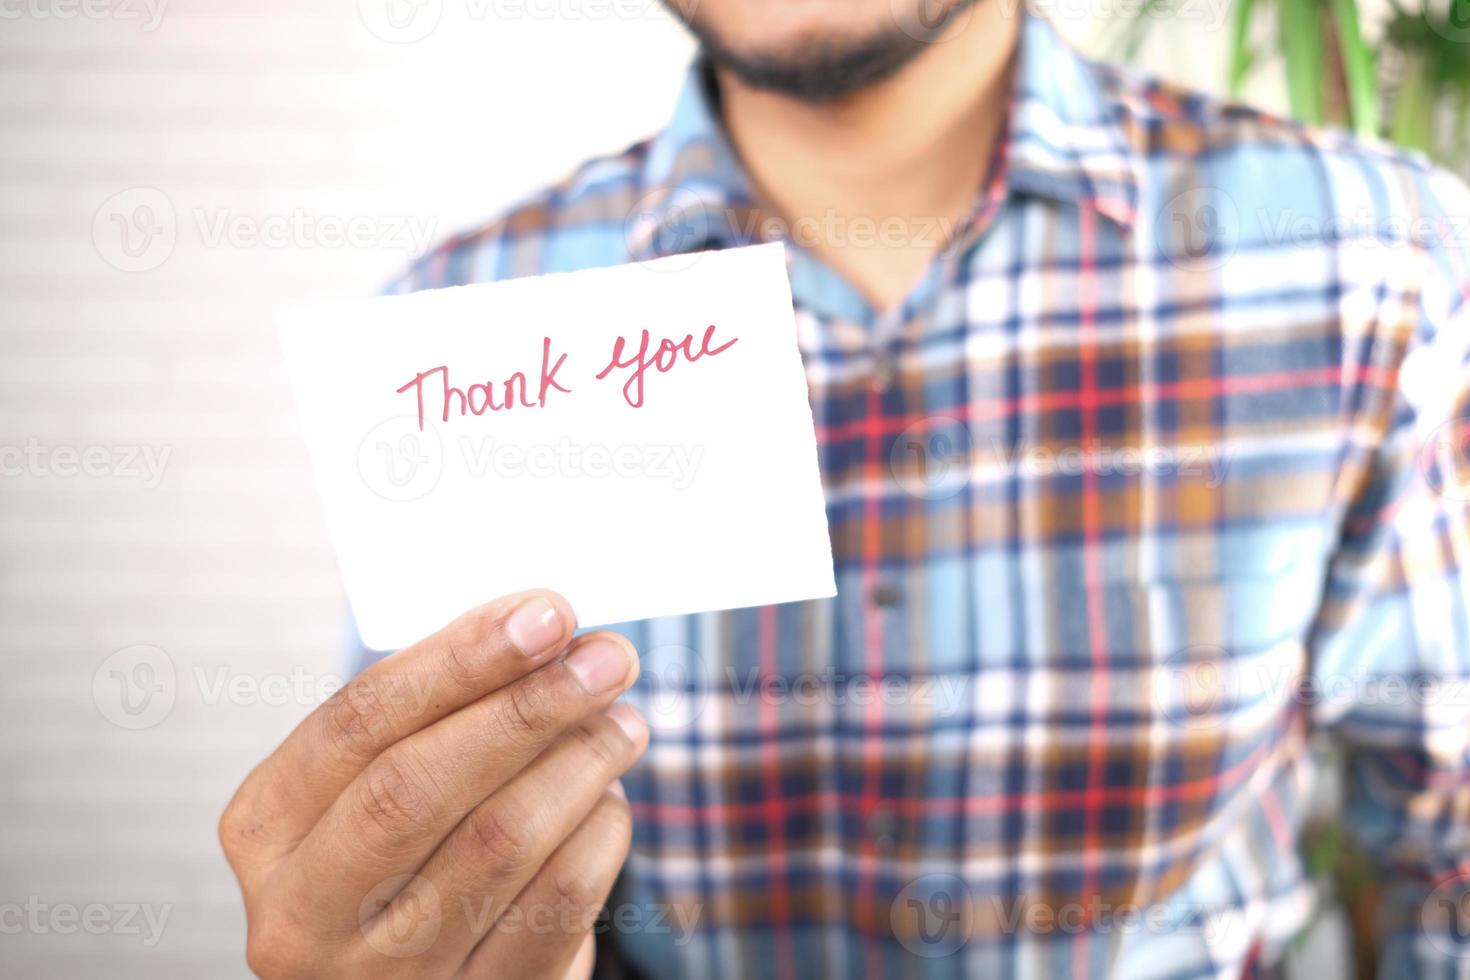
[219,0,1470,976]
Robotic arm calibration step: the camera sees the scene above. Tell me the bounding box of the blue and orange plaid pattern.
[362,12,1470,978]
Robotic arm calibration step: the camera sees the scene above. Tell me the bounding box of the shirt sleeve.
[1306,163,1470,976]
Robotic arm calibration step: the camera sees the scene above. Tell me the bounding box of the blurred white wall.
[1,3,691,976]
[0,2,1248,977]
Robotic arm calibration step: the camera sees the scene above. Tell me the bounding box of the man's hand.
[218,590,646,979]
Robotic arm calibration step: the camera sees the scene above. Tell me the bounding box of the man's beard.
[660,0,981,103]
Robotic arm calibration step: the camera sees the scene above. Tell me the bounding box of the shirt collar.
[627,9,1141,262]
[626,65,755,262]
[1004,11,1141,229]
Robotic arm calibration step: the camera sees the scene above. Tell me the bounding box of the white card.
[279,242,835,651]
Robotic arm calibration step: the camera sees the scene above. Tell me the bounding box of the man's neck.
[714,6,1021,315]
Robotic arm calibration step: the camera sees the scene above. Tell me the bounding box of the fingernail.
[606,703,648,743]
[608,780,627,801]
[505,596,562,656]
[564,638,633,695]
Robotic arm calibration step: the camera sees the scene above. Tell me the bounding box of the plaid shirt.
[362,13,1470,979]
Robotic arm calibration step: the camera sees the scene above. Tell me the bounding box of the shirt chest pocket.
[1102,565,1323,735]
[980,549,1331,774]
[938,556,1330,920]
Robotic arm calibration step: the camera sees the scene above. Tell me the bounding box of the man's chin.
[661,0,980,104]
[699,31,928,103]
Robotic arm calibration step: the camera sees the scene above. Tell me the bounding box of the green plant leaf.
[1229,0,1260,98]
[1329,0,1380,136]
[1388,52,1433,154]
[1279,0,1325,123]
[1094,0,1172,62]
[1126,0,1175,60]
[1449,78,1470,175]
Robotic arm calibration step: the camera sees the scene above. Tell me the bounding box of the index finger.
[221,589,575,865]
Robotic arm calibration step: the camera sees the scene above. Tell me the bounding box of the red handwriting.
[395,326,738,425]
[595,324,739,408]
[396,337,571,430]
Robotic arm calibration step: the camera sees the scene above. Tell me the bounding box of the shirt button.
[870,581,903,608]
[871,353,897,392]
[868,806,898,852]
